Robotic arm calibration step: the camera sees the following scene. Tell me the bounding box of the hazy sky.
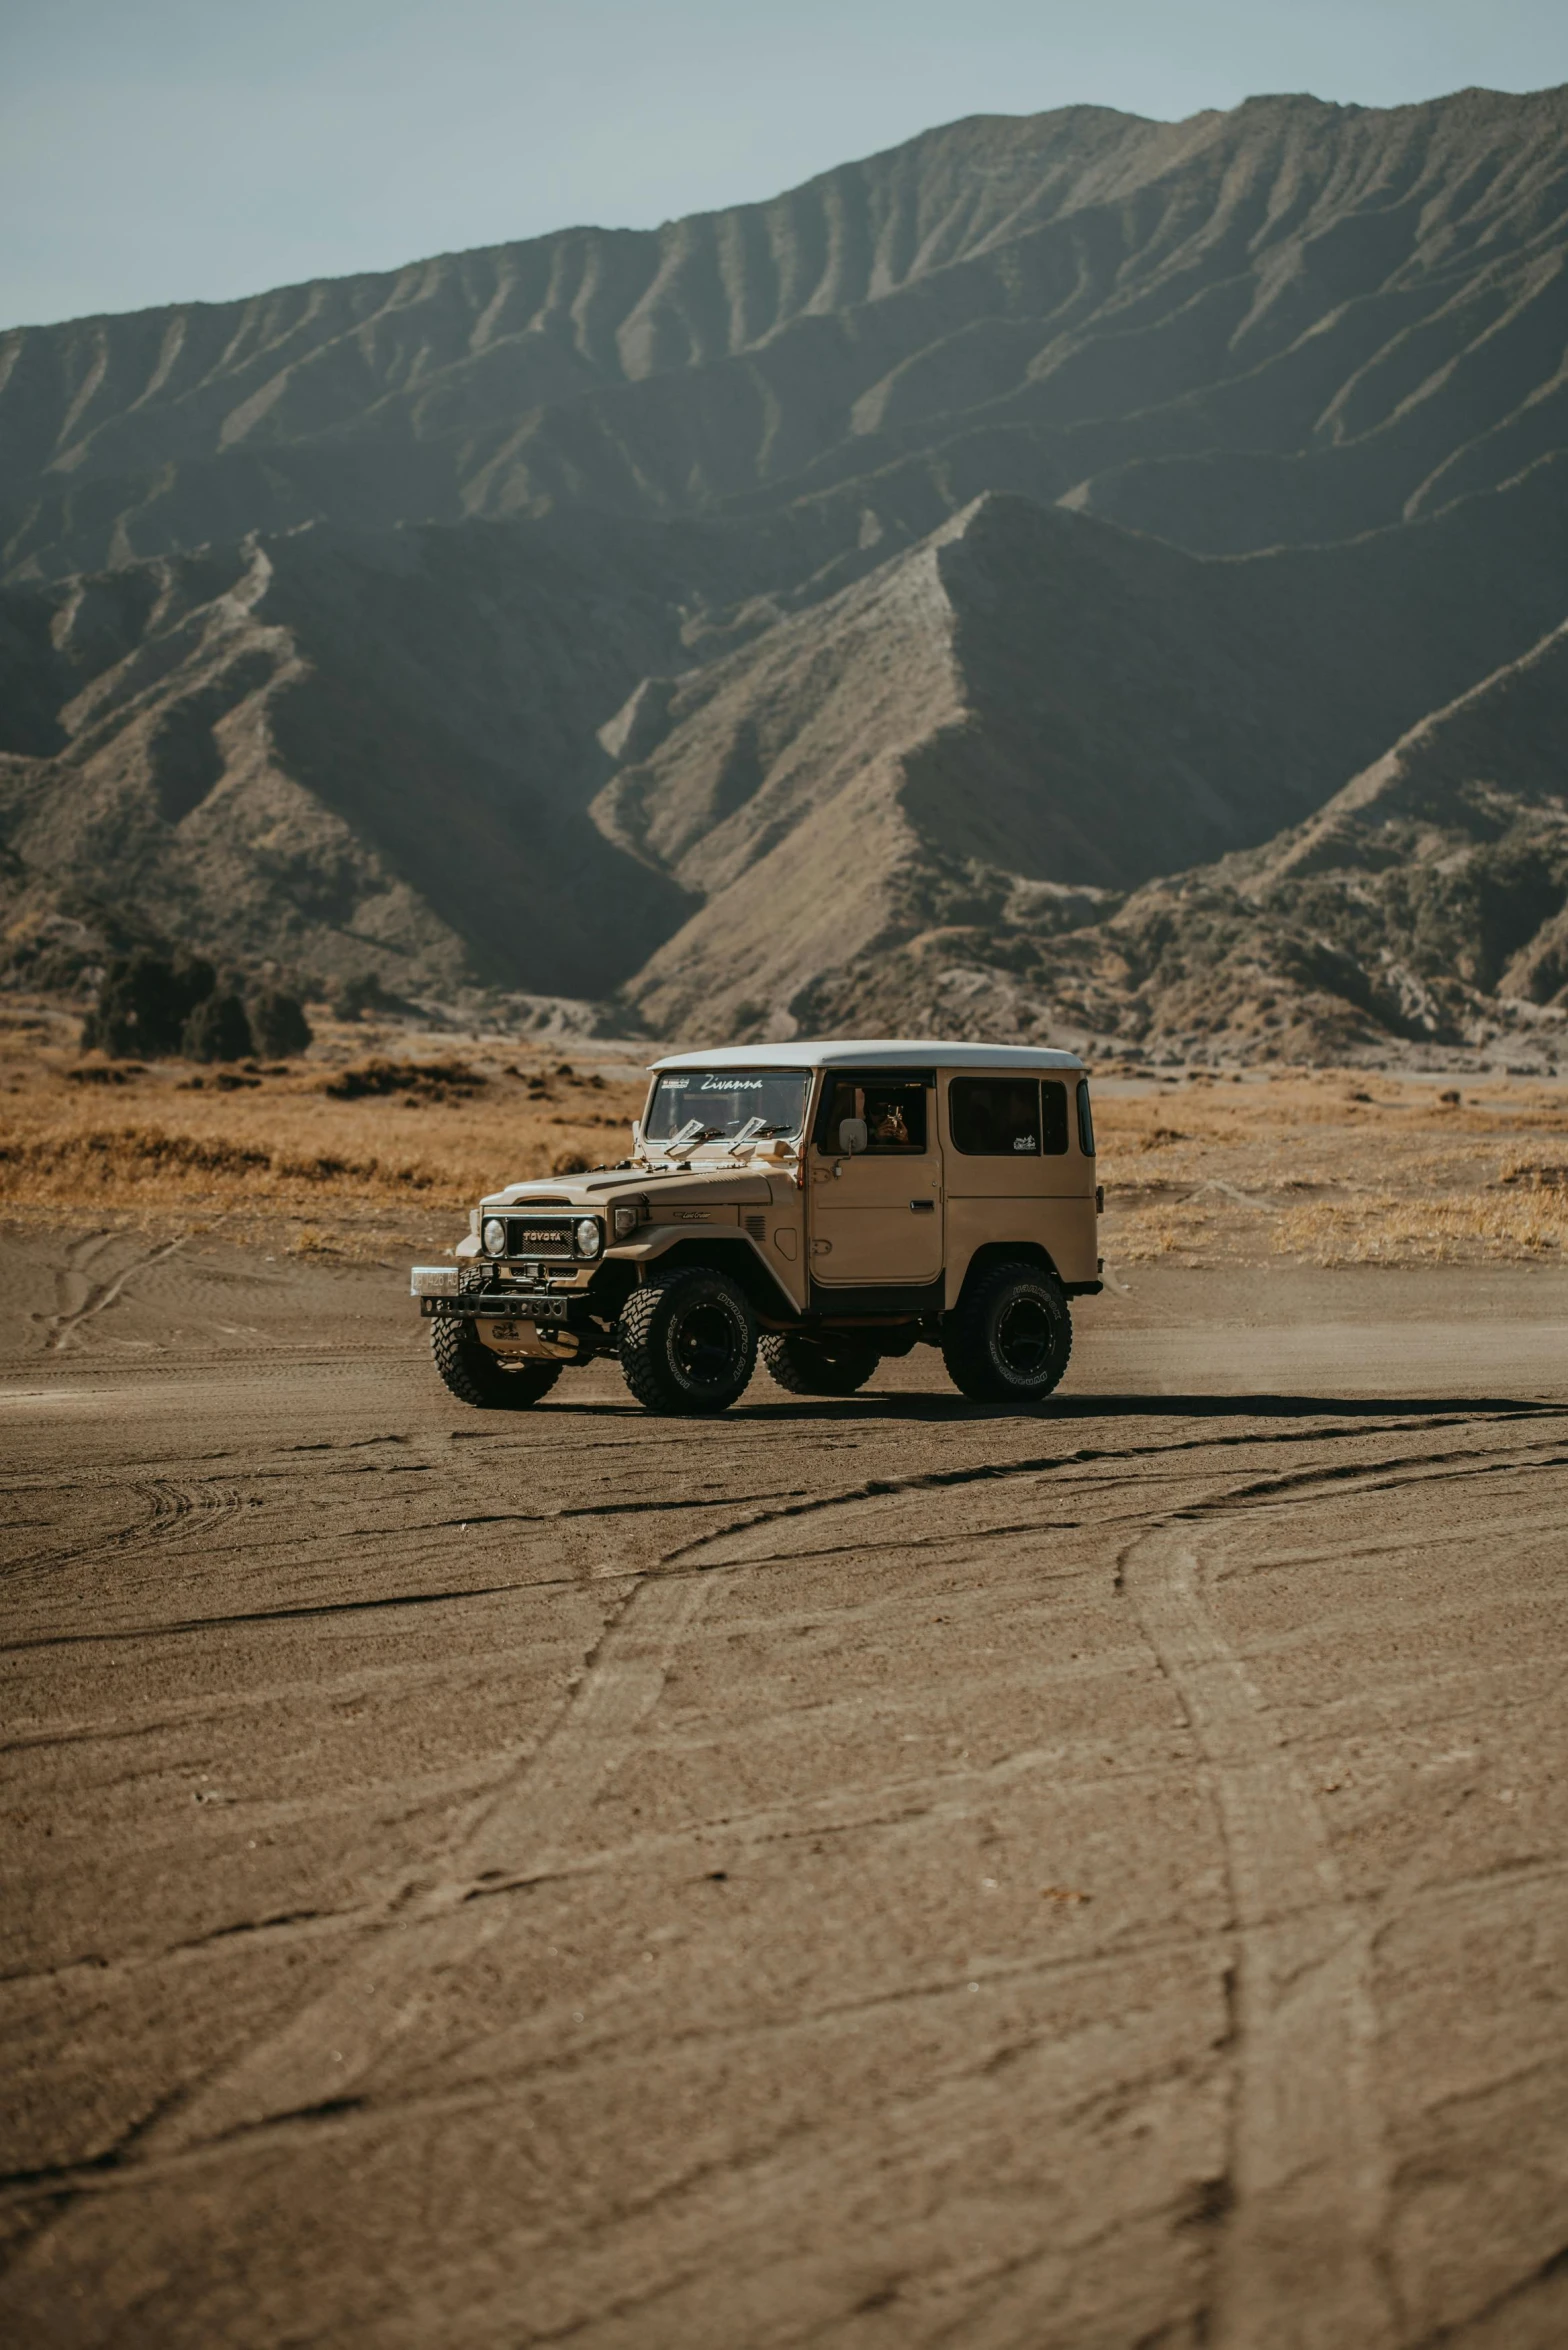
[4,0,1567,329]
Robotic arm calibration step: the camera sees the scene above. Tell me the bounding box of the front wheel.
[941,1264,1072,1405]
[430,1318,563,1409]
[761,1333,879,1396]
[618,1267,758,1416]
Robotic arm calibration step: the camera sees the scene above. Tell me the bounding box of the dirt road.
[2,1231,1566,2347]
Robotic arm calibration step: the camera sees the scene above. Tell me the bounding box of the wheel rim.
[995,1293,1054,1381]
[671,1299,744,1390]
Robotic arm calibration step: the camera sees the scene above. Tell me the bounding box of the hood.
[482,1163,780,1213]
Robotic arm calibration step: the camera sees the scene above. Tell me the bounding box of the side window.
[1040,1080,1069,1156]
[950,1076,1041,1157]
[819,1077,928,1152]
[1076,1079,1096,1157]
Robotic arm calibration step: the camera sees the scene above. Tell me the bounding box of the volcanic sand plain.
[2,1038,1567,2346]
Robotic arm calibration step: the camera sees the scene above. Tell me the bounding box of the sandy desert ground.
[1,1217,1565,2349]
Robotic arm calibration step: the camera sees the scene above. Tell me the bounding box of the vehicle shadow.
[743,1391,1566,1424]
[540,1390,1563,1424]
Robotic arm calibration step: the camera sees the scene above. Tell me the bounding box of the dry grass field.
[1099,1065,1568,1269]
[1,997,1565,1269]
[0,1001,650,1261]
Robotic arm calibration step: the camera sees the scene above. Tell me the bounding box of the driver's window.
[818,1078,928,1152]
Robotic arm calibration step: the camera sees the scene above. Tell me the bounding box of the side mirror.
[838,1117,868,1158]
[630,1120,642,1150]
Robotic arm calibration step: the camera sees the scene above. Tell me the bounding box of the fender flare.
[948,1237,1063,1310]
[607,1227,802,1319]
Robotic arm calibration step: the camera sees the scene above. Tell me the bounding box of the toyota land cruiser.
[410,1040,1101,1415]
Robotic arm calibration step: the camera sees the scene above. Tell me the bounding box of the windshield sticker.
[646,1068,809,1144]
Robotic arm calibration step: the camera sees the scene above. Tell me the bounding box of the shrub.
[182,992,255,1063]
[323,1058,482,1101]
[81,952,216,1058]
[250,989,313,1057]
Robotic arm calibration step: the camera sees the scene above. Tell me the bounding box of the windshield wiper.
[659,1119,726,1160]
[653,1117,792,1163]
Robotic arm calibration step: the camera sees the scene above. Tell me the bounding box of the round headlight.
[482,1217,507,1256]
[575,1217,602,1258]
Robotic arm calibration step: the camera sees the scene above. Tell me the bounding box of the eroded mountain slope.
[602,466,1568,1037]
[3,87,1568,1051]
[0,523,705,993]
[795,620,1568,1060]
[4,444,1567,1020]
[6,88,1568,580]
[0,484,1015,995]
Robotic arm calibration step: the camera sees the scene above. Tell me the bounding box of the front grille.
[506,1216,576,1258]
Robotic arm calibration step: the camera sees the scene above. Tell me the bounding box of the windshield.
[645,1067,810,1144]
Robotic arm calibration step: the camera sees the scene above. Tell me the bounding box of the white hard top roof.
[649,1038,1085,1074]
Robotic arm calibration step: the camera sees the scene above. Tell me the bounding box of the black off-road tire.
[618,1267,758,1416]
[430,1318,563,1409]
[761,1332,879,1396]
[941,1263,1072,1405]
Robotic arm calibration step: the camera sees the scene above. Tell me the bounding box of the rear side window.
[950,1076,1042,1157]
[1077,1079,1096,1157]
[1040,1081,1070,1155]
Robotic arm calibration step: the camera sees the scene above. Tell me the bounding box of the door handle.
[910,1200,935,1213]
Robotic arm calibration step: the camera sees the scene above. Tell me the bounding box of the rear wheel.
[618,1267,758,1416]
[430,1318,563,1409]
[761,1332,879,1396]
[941,1263,1072,1405]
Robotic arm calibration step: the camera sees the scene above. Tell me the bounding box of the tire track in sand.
[138,1573,714,2157]
[42,1234,187,1353]
[1122,1525,1395,2350]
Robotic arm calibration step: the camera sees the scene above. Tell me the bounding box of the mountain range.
[2,84,1566,1059]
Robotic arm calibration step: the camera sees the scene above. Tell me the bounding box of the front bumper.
[418,1292,587,1328]
[410,1267,590,1328]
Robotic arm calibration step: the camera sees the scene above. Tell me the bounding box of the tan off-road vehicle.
[410,1040,1101,1415]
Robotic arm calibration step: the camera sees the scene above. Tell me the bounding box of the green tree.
[182,992,255,1063]
[81,952,216,1058]
[250,989,313,1057]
